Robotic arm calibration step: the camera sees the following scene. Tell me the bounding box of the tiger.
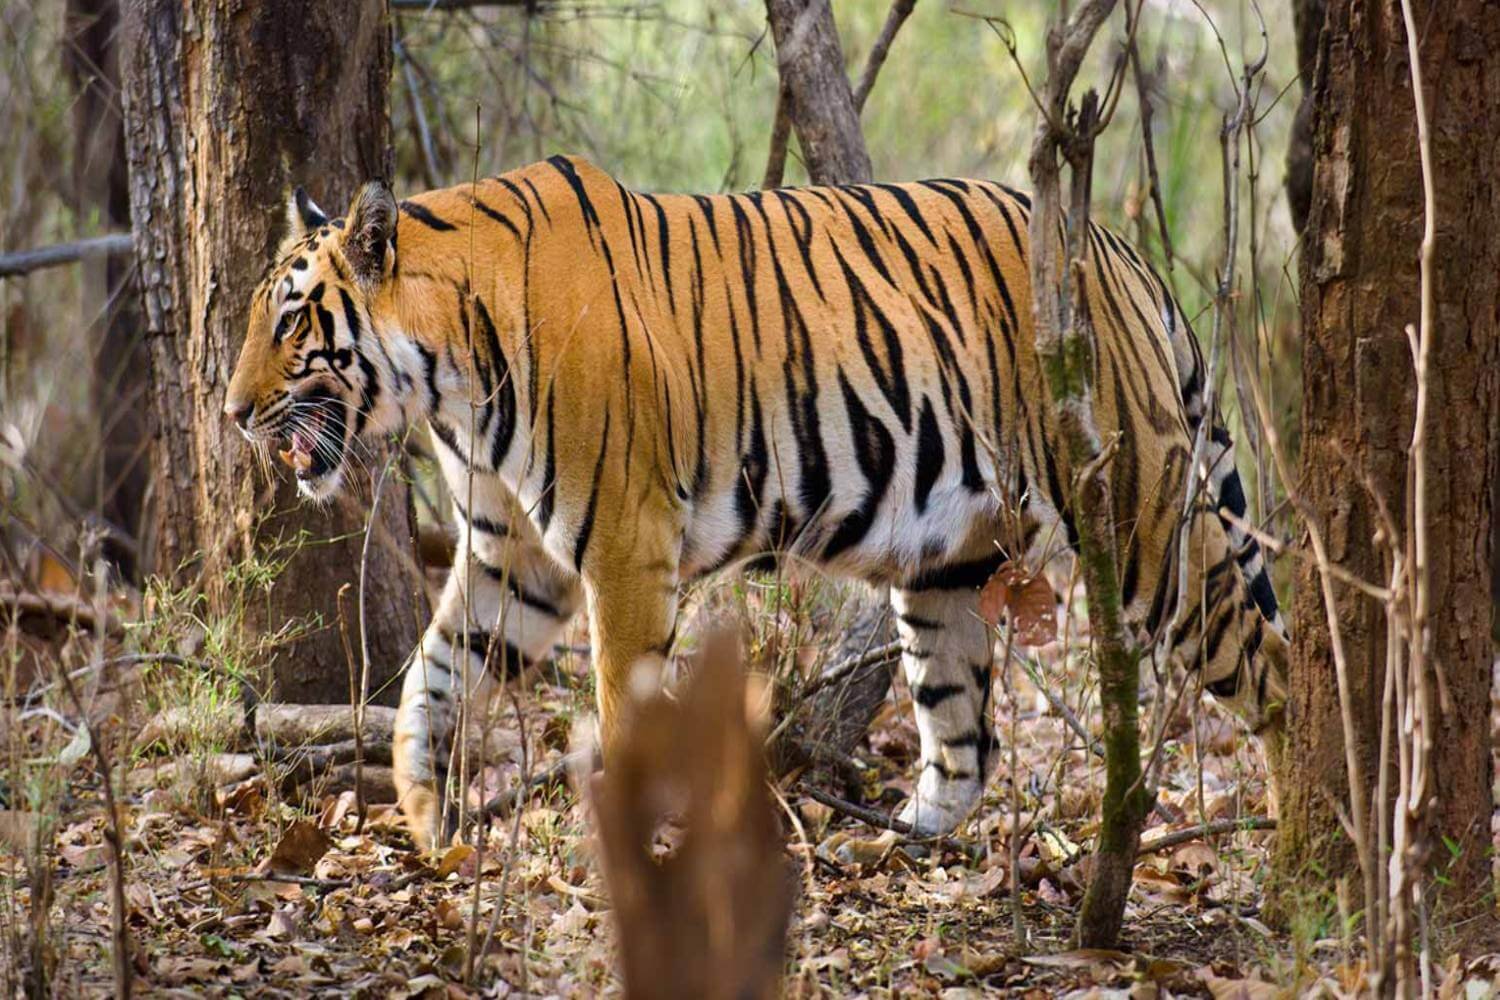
[225,156,1288,851]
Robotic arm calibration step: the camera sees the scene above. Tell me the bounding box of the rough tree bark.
[65,0,147,578]
[763,0,873,185]
[119,0,422,703]
[1273,0,1498,943]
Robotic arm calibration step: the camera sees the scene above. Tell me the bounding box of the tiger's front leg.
[393,500,581,852]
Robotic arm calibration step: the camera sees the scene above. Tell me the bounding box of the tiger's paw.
[896,771,982,838]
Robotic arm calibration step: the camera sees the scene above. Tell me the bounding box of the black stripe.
[769,190,825,300]
[873,182,938,245]
[538,389,558,533]
[904,550,1006,592]
[831,242,912,432]
[897,610,943,630]
[473,297,517,470]
[727,197,761,350]
[452,497,510,537]
[914,396,944,514]
[401,200,457,231]
[469,195,521,240]
[642,193,677,315]
[573,411,611,571]
[923,760,975,782]
[822,371,896,561]
[913,682,965,709]
[546,155,603,251]
[942,729,989,751]
[733,381,769,552]
[475,559,566,620]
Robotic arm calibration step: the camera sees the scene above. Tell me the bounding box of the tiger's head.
[225,182,404,501]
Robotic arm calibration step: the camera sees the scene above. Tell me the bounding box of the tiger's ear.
[342,181,398,288]
[285,187,329,242]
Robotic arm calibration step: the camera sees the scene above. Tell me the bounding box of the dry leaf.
[978,563,1059,646]
[1169,841,1220,877]
[435,898,466,931]
[269,820,332,875]
[1022,949,1132,972]
[1196,968,1283,1000]
[262,907,298,939]
[435,843,474,878]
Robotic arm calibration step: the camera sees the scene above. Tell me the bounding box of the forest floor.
[3,571,1498,998]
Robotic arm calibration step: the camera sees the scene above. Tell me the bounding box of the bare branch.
[762,82,793,189]
[0,234,132,278]
[1124,14,1173,269]
[1136,817,1276,856]
[852,0,917,113]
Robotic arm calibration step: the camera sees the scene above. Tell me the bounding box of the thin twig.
[802,784,912,835]
[480,756,573,818]
[793,639,902,703]
[52,581,131,998]
[354,458,394,833]
[1124,14,1172,270]
[394,39,442,188]
[1135,816,1275,856]
[218,872,353,889]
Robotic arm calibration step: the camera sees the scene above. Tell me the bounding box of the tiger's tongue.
[278,430,315,474]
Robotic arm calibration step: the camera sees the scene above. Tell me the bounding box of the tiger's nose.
[226,400,253,430]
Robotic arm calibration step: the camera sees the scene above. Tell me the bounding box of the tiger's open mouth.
[276,386,348,493]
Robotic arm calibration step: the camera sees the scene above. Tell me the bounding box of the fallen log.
[139,703,398,750]
[769,595,898,797]
[283,763,398,804]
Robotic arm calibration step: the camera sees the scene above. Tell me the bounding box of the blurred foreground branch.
[592,632,793,1000]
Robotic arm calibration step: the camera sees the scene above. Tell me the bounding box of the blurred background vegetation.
[2,0,1300,586]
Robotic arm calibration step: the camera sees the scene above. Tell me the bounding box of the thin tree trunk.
[119,0,422,704]
[1272,0,1498,947]
[762,0,873,185]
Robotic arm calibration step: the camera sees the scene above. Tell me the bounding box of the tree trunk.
[118,0,422,704]
[1273,0,1498,944]
[762,0,873,185]
[1284,0,1325,236]
[65,0,147,578]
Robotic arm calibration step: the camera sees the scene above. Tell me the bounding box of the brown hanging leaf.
[268,820,332,875]
[978,563,1059,646]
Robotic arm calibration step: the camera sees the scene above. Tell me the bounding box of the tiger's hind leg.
[890,585,997,837]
